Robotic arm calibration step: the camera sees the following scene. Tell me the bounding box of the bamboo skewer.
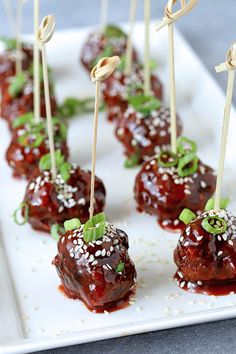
[156,0,198,154]
[168,22,177,153]
[144,0,151,95]
[16,0,23,76]
[89,56,121,218]
[125,0,137,75]
[37,15,57,179]
[34,0,40,123]
[214,43,236,211]
[100,0,109,32]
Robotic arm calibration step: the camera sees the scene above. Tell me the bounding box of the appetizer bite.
[134,137,216,231]
[53,213,136,312]
[6,113,69,179]
[13,15,106,235]
[174,41,236,294]
[1,73,57,129]
[80,24,138,72]
[115,96,182,166]
[53,54,136,312]
[14,153,106,234]
[174,202,236,295]
[101,63,163,122]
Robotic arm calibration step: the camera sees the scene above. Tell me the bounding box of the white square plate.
[1,22,236,354]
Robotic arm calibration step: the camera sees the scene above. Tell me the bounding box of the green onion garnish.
[124,152,140,168]
[8,72,27,97]
[104,25,126,39]
[177,152,198,177]
[158,151,178,168]
[13,202,29,225]
[128,95,161,116]
[177,137,197,155]
[39,150,71,182]
[58,97,96,118]
[12,112,33,129]
[205,198,230,211]
[179,208,197,225]
[116,261,125,273]
[64,218,81,231]
[83,212,107,243]
[201,216,227,234]
[50,224,64,241]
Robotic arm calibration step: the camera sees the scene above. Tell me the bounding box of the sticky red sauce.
[174,273,236,296]
[23,167,106,233]
[134,157,216,232]
[101,68,163,122]
[58,284,136,313]
[174,210,236,295]
[54,227,136,313]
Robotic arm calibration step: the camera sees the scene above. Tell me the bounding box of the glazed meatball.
[174,209,236,295]
[53,222,136,312]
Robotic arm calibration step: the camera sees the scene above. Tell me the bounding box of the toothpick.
[90,80,100,219]
[3,0,14,36]
[34,0,40,123]
[156,0,198,154]
[125,0,137,75]
[16,0,23,76]
[168,22,177,153]
[214,43,236,211]
[144,0,151,95]
[100,0,108,32]
[37,15,56,179]
[90,56,121,218]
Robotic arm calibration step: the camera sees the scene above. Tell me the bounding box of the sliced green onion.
[177,152,198,177]
[158,151,178,168]
[31,133,46,148]
[124,152,140,168]
[205,198,230,211]
[58,97,96,119]
[128,95,161,116]
[179,208,197,225]
[12,112,33,129]
[116,261,125,273]
[104,25,126,39]
[201,216,227,234]
[83,212,107,243]
[50,224,64,241]
[8,72,27,97]
[18,134,28,147]
[13,202,29,225]
[177,137,197,155]
[64,218,81,231]
[59,162,71,182]
[39,150,70,178]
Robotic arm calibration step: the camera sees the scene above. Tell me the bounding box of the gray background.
[1,0,236,353]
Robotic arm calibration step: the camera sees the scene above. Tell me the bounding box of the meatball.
[116,106,182,165]
[53,221,136,312]
[174,209,236,295]
[134,154,216,232]
[101,67,163,122]
[80,24,138,72]
[0,43,33,87]
[1,76,57,129]
[6,118,69,179]
[22,166,106,233]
